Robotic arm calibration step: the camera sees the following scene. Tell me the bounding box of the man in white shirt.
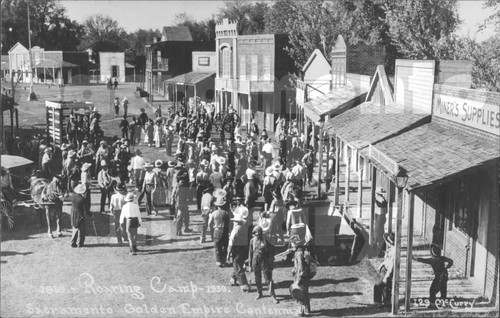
[97,160,113,214]
[261,138,274,169]
[130,149,145,187]
[120,193,142,255]
[110,184,127,244]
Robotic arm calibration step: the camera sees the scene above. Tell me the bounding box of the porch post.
[387,179,394,233]
[357,166,364,219]
[334,136,340,205]
[405,191,415,312]
[317,122,324,198]
[392,186,404,315]
[345,155,351,205]
[369,164,376,245]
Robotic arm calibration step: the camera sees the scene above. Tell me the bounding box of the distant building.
[7,42,89,85]
[144,26,214,100]
[214,18,297,131]
[99,52,126,83]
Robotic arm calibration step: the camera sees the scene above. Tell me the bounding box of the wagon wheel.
[222,112,241,140]
[0,200,15,230]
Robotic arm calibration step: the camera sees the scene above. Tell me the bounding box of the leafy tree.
[1,0,83,54]
[480,0,500,33]
[125,28,160,56]
[174,13,216,42]
[264,0,296,34]
[216,0,268,35]
[79,14,127,53]
[383,0,461,59]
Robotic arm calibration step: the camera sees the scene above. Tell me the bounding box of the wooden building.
[214,18,296,131]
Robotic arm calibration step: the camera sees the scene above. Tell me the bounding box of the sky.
[62,0,496,41]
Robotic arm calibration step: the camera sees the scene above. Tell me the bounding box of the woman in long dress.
[154,119,163,148]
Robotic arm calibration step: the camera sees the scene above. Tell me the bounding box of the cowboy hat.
[384,232,395,246]
[248,160,257,168]
[258,218,271,232]
[217,157,226,165]
[144,162,154,169]
[115,183,127,193]
[214,195,227,207]
[74,184,86,195]
[265,166,274,176]
[155,160,163,168]
[233,205,249,219]
[200,159,209,167]
[81,162,92,172]
[231,213,246,223]
[82,139,89,144]
[124,193,135,202]
[285,200,299,209]
[167,160,175,168]
[376,187,386,194]
[213,188,227,199]
[430,244,441,257]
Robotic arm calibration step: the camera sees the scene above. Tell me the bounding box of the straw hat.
[233,205,249,219]
[258,218,271,232]
[155,160,163,168]
[384,232,395,246]
[115,183,127,194]
[81,162,92,172]
[144,162,154,169]
[217,157,226,165]
[214,195,227,207]
[124,193,135,202]
[74,184,86,195]
[265,166,274,176]
[285,200,299,209]
[167,160,175,168]
[213,188,227,199]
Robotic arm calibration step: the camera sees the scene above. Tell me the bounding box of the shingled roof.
[161,26,193,42]
[360,121,500,190]
[324,102,430,149]
[164,72,215,85]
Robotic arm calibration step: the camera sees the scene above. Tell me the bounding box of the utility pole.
[27,0,37,101]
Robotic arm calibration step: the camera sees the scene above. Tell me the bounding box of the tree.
[79,14,127,53]
[282,0,340,69]
[383,0,461,59]
[174,13,216,42]
[216,0,268,35]
[1,0,83,54]
[125,29,160,56]
[480,0,500,33]
[264,0,296,34]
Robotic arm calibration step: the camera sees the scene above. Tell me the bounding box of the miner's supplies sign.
[433,93,500,136]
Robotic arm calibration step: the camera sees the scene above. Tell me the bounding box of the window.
[157,51,162,67]
[262,56,271,80]
[447,177,479,236]
[250,55,258,81]
[198,57,210,66]
[222,48,231,79]
[239,56,246,80]
[111,65,119,78]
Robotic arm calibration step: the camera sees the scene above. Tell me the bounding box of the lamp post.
[26,0,37,101]
[392,168,408,315]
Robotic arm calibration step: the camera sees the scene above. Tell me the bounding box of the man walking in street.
[97,160,113,214]
[208,189,229,267]
[227,212,251,292]
[70,184,93,248]
[120,193,142,255]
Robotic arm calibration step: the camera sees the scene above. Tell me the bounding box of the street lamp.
[395,167,408,189]
[27,0,37,101]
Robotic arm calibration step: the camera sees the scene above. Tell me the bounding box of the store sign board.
[433,93,500,136]
[198,57,210,66]
[369,145,399,175]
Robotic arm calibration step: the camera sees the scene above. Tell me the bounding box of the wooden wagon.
[45,100,94,146]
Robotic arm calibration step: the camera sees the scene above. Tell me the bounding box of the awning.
[303,85,367,122]
[1,155,33,169]
[164,72,215,85]
[325,102,430,149]
[34,60,80,68]
[360,121,500,190]
[125,63,135,68]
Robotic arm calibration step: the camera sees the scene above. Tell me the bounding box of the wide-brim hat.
[430,244,441,257]
[82,140,89,144]
[124,193,135,202]
[258,218,271,232]
[217,157,226,165]
[233,205,249,219]
[167,160,176,168]
[144,162,154,169]
[115,183,127,193]
[248,160,257,168]
[285,200,299,209]
[213,188,227,199]
[384,232,395,246]
[155,160,163,168]
[74,184,86,194]
[265,166,274,176]
[376,187,386,194]
[200,159,209,167]
[81,163,92,172]
[214,196,227,207]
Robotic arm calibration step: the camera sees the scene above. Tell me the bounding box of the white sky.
[62,0,496,41]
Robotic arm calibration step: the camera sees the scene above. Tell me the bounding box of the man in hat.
[200,184,214,243]
[165,161,176,206]
[374,187,388,253]
[196,159,211,213]
[412,245,454,307]
[164,125,174,156]
[261,137,274,170]
[374,232,395,306]
[119,115,129,139]
[208,190,230,266]
[302,148,315,187]
[138,163,158,216]
[95,140,109,176]
[249,226,279,303]
[70,184,93,248]
[227,212,251,292]
[122,96,129,117]
[210,162,223,189]
[120,193,142,255]
[110,184,128,244]
[81,162,92,211]
[173,178,192,235]
[113,97,120,117]
[66,114,78,147]
[97,160,113,214]
[263,166,277,212]
[288,139,304,167]
[78,140,94,165]
[41,147,53,179]
[130,149,145,188]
